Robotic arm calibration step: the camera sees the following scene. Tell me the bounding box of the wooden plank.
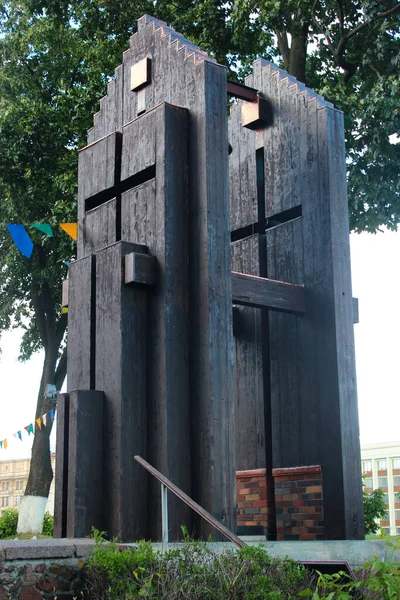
[188,60,235,539]
[95,241,149,541]
[61,279,68,308]
[67,255,95,391]
[53,393,69,538]
[66,390,104,538]
[353,297,359,324]
[232,271,305,314]
[77,132,121,258]
[83,197,118,256]
[121,103,191,541]
[231,235,265,472]
[134,456,245,548]
[124,251,157,286]
[319,105,364,539]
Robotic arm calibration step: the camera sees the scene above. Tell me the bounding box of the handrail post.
[161,483,169,553]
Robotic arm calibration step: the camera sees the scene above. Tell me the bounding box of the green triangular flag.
[31,224,53,237]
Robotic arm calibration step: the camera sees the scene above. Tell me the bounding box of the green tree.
[0,0,398,527]
[363,487,388,534]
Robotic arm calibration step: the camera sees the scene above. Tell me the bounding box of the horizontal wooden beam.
[227,80,258,102]
[232,271,305,315]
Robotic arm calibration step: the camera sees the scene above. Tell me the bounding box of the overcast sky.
[0,229,399,460]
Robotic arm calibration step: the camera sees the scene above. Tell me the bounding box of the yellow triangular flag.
[60,223,77,240]
[36,417,42,430]
[4,439,8,449]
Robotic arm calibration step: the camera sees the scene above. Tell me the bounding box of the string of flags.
[0,406,57,451]
[6,223,77,258]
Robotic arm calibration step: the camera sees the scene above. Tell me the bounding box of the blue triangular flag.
[7,225,34,258]
[17,431,22,441]
[49,408,55,422]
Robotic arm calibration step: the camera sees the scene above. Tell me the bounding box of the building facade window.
[362,460,372,473]
[378,477,388,489]
[1,481,9,492]
[377,459,387,471]
[363,477,373,489]
[393,459,400,470]
[1,497,9,507]
[15,496,22,506]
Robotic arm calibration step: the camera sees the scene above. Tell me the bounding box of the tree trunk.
[289,24,308,83]
[276,23,309,84]
[17,342,67,534]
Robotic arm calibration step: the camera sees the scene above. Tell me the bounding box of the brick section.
[273,465,325,541]
[236,469,273,535]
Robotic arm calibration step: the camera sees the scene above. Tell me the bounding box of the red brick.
[299,533,317,540]
[238,488,251,495]
[252,500,267,508]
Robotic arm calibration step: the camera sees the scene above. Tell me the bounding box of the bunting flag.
[31,223,53,237]
[60,223,78,240]
[24,423,34,436]
[5,222,77,259]
[0,406,58,449]
[7,224,34,258]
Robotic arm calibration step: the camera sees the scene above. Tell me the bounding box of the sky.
[0,229,399,459]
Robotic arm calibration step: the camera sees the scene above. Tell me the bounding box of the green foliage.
[0,508,19,538]
[42,511,54,536]
[85,537,312,599]
[363,486,388,534]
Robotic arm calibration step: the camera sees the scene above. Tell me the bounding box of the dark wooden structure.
[55,15,364,542]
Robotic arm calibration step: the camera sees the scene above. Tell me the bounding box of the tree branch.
[275,29,290,68]
[345,3,400,43]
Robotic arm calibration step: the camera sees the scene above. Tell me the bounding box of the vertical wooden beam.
[189,61,235,538]
[95,241,149,541]
[66,390,104,538]
[121,103,191,540]
[53,394,69,538]
[67,255,95,391]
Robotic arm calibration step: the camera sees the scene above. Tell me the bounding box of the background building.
[361,442,400,535]
[0,455,55,518]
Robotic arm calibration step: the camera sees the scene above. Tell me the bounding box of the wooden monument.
[55,15,364,542]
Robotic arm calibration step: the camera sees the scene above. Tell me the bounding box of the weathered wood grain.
[124,251,157,286]
[232,271,305,314]
[66,390,104,538]
[77,132,121,258]
[95,241,149,541]
[121,103,191,541]
[53,394,69,538]
[83,197,118,256]
[67,256,95,391]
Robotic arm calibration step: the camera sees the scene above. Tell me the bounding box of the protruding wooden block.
[242,94,273,130]
[130,57,151,91]
[61,279,68,307]
[125,252,157,286]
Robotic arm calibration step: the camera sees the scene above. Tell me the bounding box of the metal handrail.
[134,455,246,551]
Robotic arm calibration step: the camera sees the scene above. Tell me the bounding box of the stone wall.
[236,465,325,540]
[0,539,94,599]
[273,466,324,541]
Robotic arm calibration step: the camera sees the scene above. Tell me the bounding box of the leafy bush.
[42,511,54,536]
[0,508,18,538]
[85,533,312,599]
